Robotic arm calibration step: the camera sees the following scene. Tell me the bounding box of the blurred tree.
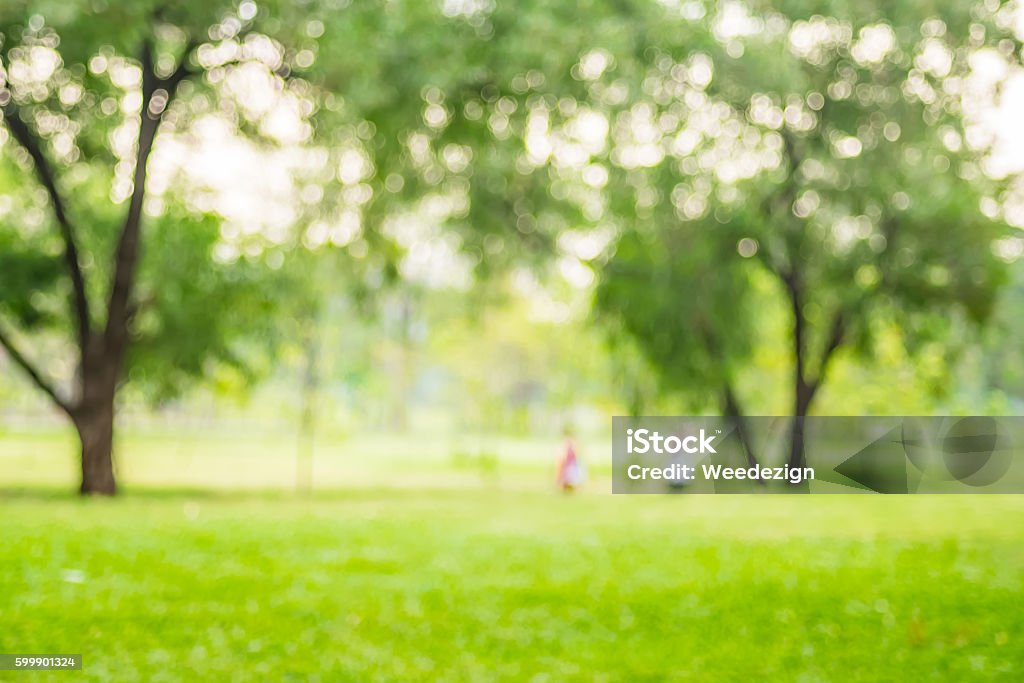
[0,2,321,493]
[593,1,1015,467]
[597,222,754,417]
[5,0,1017,496]
[0,0,709,494]
[596,217,763,468]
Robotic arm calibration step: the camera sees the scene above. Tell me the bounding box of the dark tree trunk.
[785,269,815,471]
[74,344,121,495]
[722,384,762,479]
[773,136,846,476]
[75,398,116,495]
[784,278,843,472]
[788,386,814,470]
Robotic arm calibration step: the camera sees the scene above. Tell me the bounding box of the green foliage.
[0,231,62,328]
[596,219,755,409]
[0,0,710,409]
[1,0,322,403]
[594,1,1015,412]
[0,158,64,329]
[127,210,299,401]
[2,0,1021,420]
[429,288,614,432]
[978,266,1024,404]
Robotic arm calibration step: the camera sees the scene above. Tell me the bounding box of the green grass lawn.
[3,487,1023,682]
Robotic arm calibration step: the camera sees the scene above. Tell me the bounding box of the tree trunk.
[721,384,762,479]
[785,269,815,472]
[786,312,843,471]
[74,339,122,496]
[788,403,808,471]
[75,397,116,495]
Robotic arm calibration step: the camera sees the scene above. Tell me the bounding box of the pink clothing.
[556,441,584,489]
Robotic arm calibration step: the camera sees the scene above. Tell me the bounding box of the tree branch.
[1,101,92,350]
[722,383,762,476]
[0,319,73,416]
[781,267,804,369]
[805,309,846,406]
[817,309,846,377]
[104,39,195,353]
[752,132,804,278]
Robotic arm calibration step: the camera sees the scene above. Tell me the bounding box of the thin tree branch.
[722,383,763,477]
[0,319,73,416]
[781,267,805,372]
[104,39,195,352]
[1,101,92,350]
[817,309,846,378]
[805,309,846,406]
[751,133,804,279]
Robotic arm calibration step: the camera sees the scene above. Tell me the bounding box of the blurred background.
[2,0,1024,494]
[2,1,1024,680]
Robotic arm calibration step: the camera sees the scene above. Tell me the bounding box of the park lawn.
[1,490,1022,682]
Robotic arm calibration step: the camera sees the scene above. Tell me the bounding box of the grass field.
[2,430,1023,681]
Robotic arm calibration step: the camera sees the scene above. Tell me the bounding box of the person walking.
[556,436,585,491]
